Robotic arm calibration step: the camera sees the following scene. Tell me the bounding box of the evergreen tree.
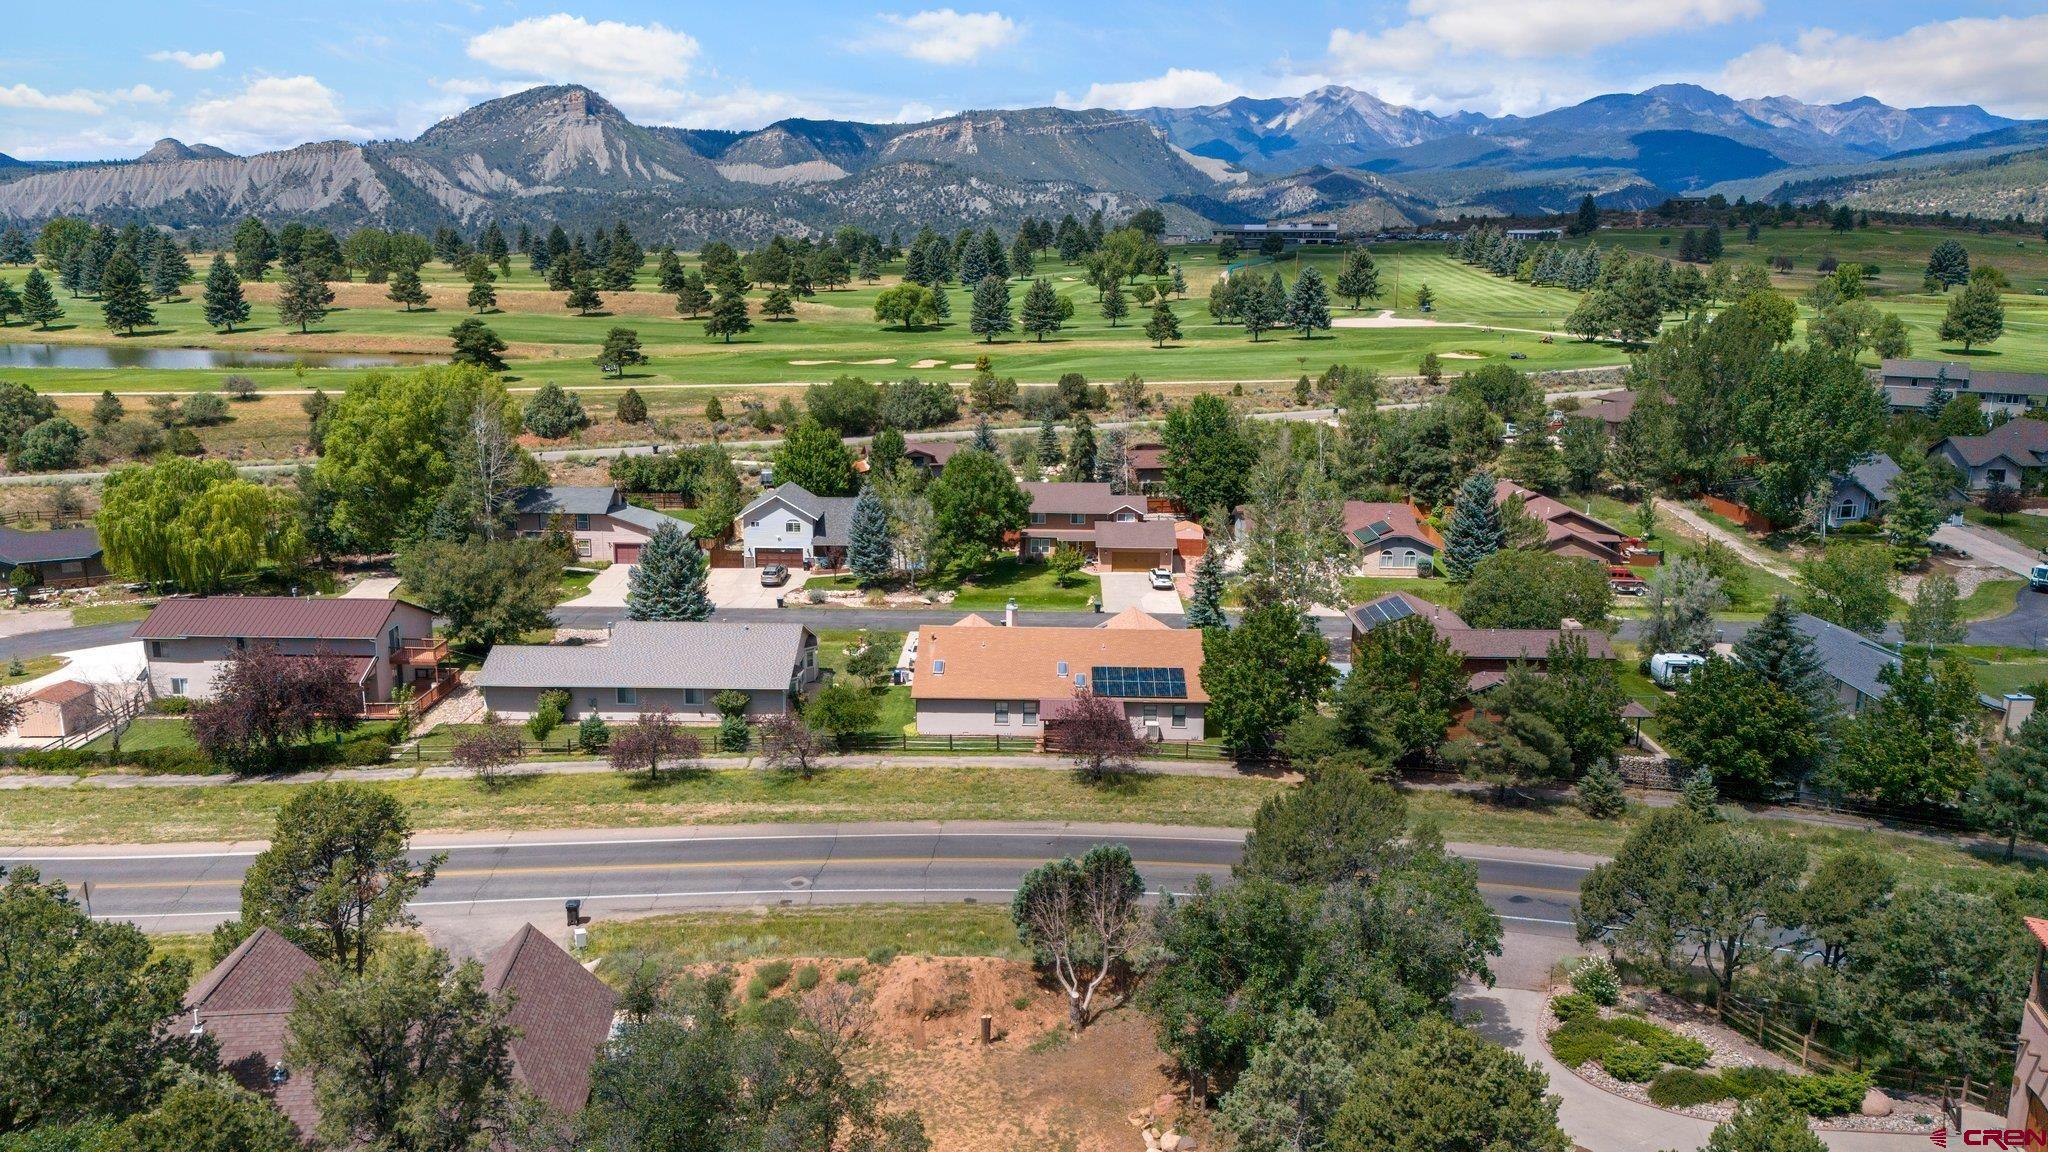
[969,274,1012,342]
[848,483,893,587]
[1679,765,1722,818]
[1732,595,1836,731]
[147,241,191,300]
[448,319,508,372]
[1925,239,1971,288]
[565,271,603,316]
[98,251,155,334]
[1184,541,1227,629]
[20,267,61,329]
[1572,194,1600,236]
[1284,265,1332,337]
[466,276,497,313]
[972,416,998,453]
[91,389,124,429]
[386,265,429,311]
[1239,271,1281,341]
[673,269,710,318]
[1334,248,1380,309]
[596,327,646,378]
[1035,416,1061,471]
[0,226,31,264]
[760,286,796,320]
[1065,414,1097,482]
[1441,470,1504,580]
[1100,279,1128,327]
[0,278,16,326]
[929,283,952,322]
[1020,277,1062,341]
[232,216,276,280]
[1883,455,1946,568]
[201,254,249,332]
[1939,279,2004,350]
[704,281,752,342]
[616,387,647,424]
[1144,300,1181,347]
[276,267,333,333]
[625,522,712,621]
[1577,759,1628,818]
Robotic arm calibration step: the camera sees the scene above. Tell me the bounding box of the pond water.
[0,343,442,371]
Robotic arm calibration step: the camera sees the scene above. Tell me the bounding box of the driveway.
[1099,571,1182,615]
[708,567,807,610]
[1934,519,2040,578]
[342,576,401,599]
[562,563,634,609]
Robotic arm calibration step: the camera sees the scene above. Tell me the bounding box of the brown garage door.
[1106,550,1159,572]
[612,542,642,564]
[753,548,804,568]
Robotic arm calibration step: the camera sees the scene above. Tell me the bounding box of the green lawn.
[86,716,194,753]
[1959,578,2024,621]
[1338,576,1459,609]
[0,654,64,685]
[1965,508,2048,554]
[69,602,154,627]
[558,568,599,600]
[948,557,1099,611]
[589,904,1028,966]
[813,628,914,735]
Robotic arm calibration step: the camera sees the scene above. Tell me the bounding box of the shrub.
[1571,956,1621,1006]
[1649,1069,1735,1108]
[148,695,191,715]
[336,734,392,766]
[1718,1066,1789,1100]
[1603,1017,1710,1068]
[1550,993,1599,1022]
[577,713,610,752]
[1776,1070,1872,1117]
[527,689,569,740]
[836,964,865,984]
[718,714,750,752]
[794,964,821,992]
[864,946,898,966]
[1601,1043,1665,1083]
[1548,1019,1617,1067]
[756,960,792,990]
[745,975,770,1001]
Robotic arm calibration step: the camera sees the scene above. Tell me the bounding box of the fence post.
[1800,1020,1814,1069]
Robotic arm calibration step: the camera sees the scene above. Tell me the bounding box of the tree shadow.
[117,328,177,339]
[1936,346,2003,358]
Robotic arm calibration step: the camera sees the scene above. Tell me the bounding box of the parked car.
[1148,567,1175,590]
[1607,565,1648,596]
[759,564,790,587]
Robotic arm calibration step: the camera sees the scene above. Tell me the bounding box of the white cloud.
[465,13,701,119]
[149,49,225,71]
[1405,0,1758,58]
[182,75,362,153]
[862,9,1018,65]
[0,84,106,115]
[104,84,174,105]
[1720,15,2048,119]
[674,87,828,130]
[891,101,944,123]
[1064,69,1247,111]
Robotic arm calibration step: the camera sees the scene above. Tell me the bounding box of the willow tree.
[96,457,306,591]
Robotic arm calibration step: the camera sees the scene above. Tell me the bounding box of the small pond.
[0,343,443,370]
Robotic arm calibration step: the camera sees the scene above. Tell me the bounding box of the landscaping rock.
[1160,1134,1181,1151]
[1862,1088,1893,1117]
[1152,1094,1180,1121]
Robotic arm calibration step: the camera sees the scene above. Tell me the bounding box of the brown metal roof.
[27,679,94,704]
[482,924,618,1115]
[135,596,416,641]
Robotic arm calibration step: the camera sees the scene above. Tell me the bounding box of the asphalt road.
[0,823,1586,941]
[0,618,142,662]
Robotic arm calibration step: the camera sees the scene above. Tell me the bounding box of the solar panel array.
[1353,518,1395,545]
[1090,665,1189,699]
[1355,596,1415,630]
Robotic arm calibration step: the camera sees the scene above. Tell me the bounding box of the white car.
[1148,567,1175,590]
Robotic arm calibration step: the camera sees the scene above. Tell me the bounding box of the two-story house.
[733,483,859,568]
[1824,455,1900,528]
[1881,358,2048,418]
[510,485,684,564]
[1930,417,2048,491]
[135,596,445,711]
[1020,482,1176,571]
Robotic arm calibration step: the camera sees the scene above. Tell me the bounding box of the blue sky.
[4,2,2045,159]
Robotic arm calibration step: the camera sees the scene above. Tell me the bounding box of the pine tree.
[625,523,713,621]
[1577,760,1628,818]
[704,282,752,343]
[761,287,796,320]
[1144,300,1181,347]
[655,249,687,295]
[969,274,1012,342]
[1442,470,1504,580]
[1732,595,1835,729]
[1099,279,1128,327]
[929,284,951,322]
[1285,265,1332,337]
[276,267,333,333]
[596,327,647,378]
[1572,194,1600,236]
[387,266,429,312]
[972,416,997,453]
[448,318,508,372]
[201,254,249,332]
[90,389,123,429]
[1065,414,1097,482]
[565,271,603,316]
[1170,264,1187,299]
[1184,543,1227,629]
[0,279,17,326]
[848,484,893,587]
[467,277,497,312]
[1939,280,2004,350]
[1239,271,1279,341]
[0,227,30,265]
[1679,766,1721,819]
[674,270,711,318]
[856,249,880,283]
[1035,416,1060,471]
[1334,249,1380,309]
[147,242,191,301]
[20,268,61,329]
[98,252,155,334]
[1020,277,1062,341]
[616,388,647,424]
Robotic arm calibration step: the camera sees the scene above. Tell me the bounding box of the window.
[616,687,639,706]
[234,637,245,651]
[58,560,80,575]
[576,538,592,557]
[933,659,945,675]
[388,625,401,651]
[1378,550,1397,569]
[1031,512,1046,525]
[683,688,701,706]
[574,514,591,531]
[1171,705,1186,728]
[1023,700,1038,726]
[785,520,803,534]
[169,678,187,695]
[1142,705,1158,722]
[994,702,1009,725]
[1837,501,1857,521]
[1069,513,1086,525]
[150,641,164,658]
[1989,468,2009,485]
[1056,661,1068,676]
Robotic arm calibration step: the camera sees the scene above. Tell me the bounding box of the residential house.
[1342,501,1441,575]
[2004,917,2048,1135]
[1571,390,1638,433]
[1346,591,1615,694]
[1495,479,1633,565]
[1929,417,2048,491]
[1787,612,1896,714]
[1021,482,1177,570]
[1127,442,1169,491]
[185,924,616,1141]
[0,526,107,588]
[902,439,965,476]
[511,485,683,565]
[912,608,1208,739]
[734,483,859,568]
[1824,454,1900,528]
[135,596,445,711]
[1881,358,2048,417]
[477,621,819,722]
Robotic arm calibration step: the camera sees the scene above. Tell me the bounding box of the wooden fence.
[1711,992,2007,1114]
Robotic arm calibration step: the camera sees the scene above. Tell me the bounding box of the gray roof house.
[1826,454,1901,528]
[734,483,859,568]
[1929,418,2048,491]
[1789,613,1898,713]
[0,526,107,587]
[477,620,820,721]
[509,485,685,564]
[1881,359,2048,416]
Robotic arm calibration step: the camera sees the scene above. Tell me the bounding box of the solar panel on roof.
[1090,665,1187,699]
[1367,519,1393,538]
[1360,596,1413,629]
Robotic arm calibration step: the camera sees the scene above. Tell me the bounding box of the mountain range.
[0,82,2035,245]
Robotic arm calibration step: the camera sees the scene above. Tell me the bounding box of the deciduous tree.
[1012,843,1146,1030]
[397,537,563,647]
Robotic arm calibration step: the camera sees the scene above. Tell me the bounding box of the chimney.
[1005,598,1018,628]
[2007,693,2036,738]
[1559,617,1583,633]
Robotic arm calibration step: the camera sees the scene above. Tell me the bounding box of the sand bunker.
[950,363,977,370]
[788,359,840,365]
[910,358,946,369]
[1440,352,1484,360]
[852,358,898,365]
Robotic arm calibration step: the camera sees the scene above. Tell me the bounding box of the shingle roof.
[512,485,621,517]
[1884,359,2048,396]
[1346,592,1465,635]
[1445,627,1614,661]
[739,484,859,547]
[1341,501,1440,551]
[1791,613,1897,702]
[186,927,321,1136]
[1576,390,1638,425]
[27,679,93,704]
[1934,418,2048,469]
[1094,519,1177,550]
[1024,482,1145,517]
[1837,454,1901,503]
[477,622,815,692]
[0,526,100,565]
[913,619,1208,702]
[610,503,687,535]
[481,924,617,1115]
[134,596,416,641]
[903,440,966,465]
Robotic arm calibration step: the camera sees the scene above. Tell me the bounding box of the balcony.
[391,638,449,668]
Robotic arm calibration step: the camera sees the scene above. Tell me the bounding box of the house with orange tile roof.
[911,608,1207,739]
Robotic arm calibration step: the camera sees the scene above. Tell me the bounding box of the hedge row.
[1647,1066,1871,1117]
